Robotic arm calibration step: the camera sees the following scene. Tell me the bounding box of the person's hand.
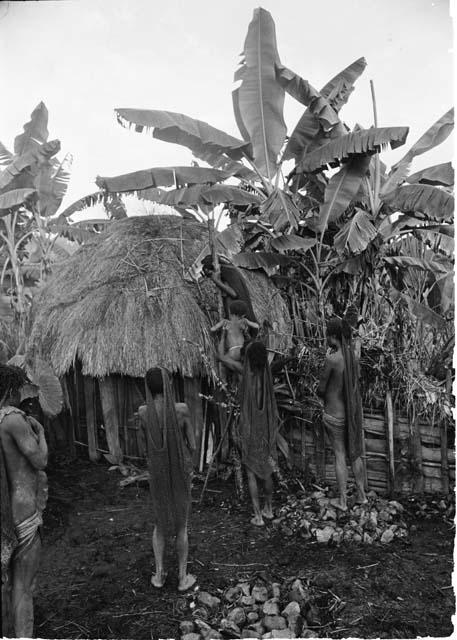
[27,416,44,438]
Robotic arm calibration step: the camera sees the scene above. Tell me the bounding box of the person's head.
[145,367,164,397]
[326,318,343,349]
[0,364,29,407]
[201,256,214,277]
[246,341,268,373]
[229,300,248,320]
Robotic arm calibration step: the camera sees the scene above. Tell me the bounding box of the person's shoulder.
[326,351,344,365]
[138,405,147,418]
[0,409,28,434]
[175,402,190,416]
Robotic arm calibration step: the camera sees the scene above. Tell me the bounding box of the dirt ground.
[35,454,455,640]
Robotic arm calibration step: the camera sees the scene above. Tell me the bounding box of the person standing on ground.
[317,318,367,511]
[238,341,279,526]
[138,367,196,591]
[0,364,48,638]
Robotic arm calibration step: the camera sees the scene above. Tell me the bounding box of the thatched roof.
[29,215,292,378]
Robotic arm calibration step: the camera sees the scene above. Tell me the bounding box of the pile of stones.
[179,576,338,639]
[272,490,408,545]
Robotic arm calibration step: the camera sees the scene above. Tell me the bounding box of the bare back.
[319,351,345,420]
[0,411,48,525]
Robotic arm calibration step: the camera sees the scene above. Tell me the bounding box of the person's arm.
[178,404,196,452]
[317,356,334,399]
[210,319,226,333]
[210,273,237,298]
[5,414,48,470]
[244,318,260,330]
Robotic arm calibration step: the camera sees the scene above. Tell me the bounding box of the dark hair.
[246,341,268,372]
[229,300,248,317]
[326,318,343,341]
[145,368,164,396]
[201,256,214,273]
[0,364,29,401]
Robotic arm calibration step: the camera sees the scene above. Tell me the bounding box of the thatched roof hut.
[30,215,291,378]
[29,215,291,463]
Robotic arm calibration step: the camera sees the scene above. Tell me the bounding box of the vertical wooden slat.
[410,412,424,493]
[99,377,122,462]
[385,390,395,494]
[83,377,100,462]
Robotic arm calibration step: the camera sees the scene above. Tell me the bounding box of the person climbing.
[317,317,367,511]
[0,364,48,638]
[210,300,259,375]
[138,367,196,591]
[238,341,279,526]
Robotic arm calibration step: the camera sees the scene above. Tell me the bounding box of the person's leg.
[246,469,264,526]
[352,456,368,504]
[331,437,349,511]
[176,522,196,591]
[12,535,41,638]
[151,525,167,587]
[262,473,274,519]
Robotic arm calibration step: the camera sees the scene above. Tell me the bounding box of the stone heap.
[179,576,339,639]
[272,490,408,545]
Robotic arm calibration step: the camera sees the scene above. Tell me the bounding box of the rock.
[301,630,319,638]
[332,529,343,544]
[182,634,201,640]
[410,524,418,533]
[378,509,392,522]
[353,533,362,543]
[317,497,330,508]
[271,583,281,599]
[241,595,256,606]
[220,619,241,635]
[198,591,221,609]
[241,631,261,639]
[262,615,287,631]
[388,500,404,512]
[363,532,373,544]
[225,586,242,602]
[262,598,279,615]
[247,612,259,623]
[381,528,394,544]
[311,490,325,499]
[305,604,320,627]
[252,585,269,603]
[282,601,300,618]
[196,620,222,639]
[249,622,265,635]
[287,613,304,637]
[239,582,251,596]
[315,526,334,544]
[323,507,337,521]
[262,634,273,639]
[271,630,295,639]
[227,607,246,626]
[367,490,378,499]
[312,573,334,590]
[180,621,195,634]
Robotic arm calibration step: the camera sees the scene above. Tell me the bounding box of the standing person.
[238,341,279,526]
[138,367,196,591]
[211,300,259,375]
[317,318,367,511]
[0,364,48,638]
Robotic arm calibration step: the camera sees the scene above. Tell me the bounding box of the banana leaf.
[34,152,73,217]
[193,150,258,181]
[14,102,49,156]
[406,162,454,187]
[58,191,106,217]
[259,188,301,231]
[157,184,261,207]
[115,108,251,161]
[316,155,371,233]
[383,184,454,221]
[232,251,294,273]
[0,140,61,191]
[0,188,36,215]
[96,166,232,192]
[333,208,377,255]
[284,57,367,161]
[391,108,454,171]
[0,142,13,167]
[297,127,409,173]
[233,7,286,179]
[383,255,448,274]
[271,234,317,253]
[401,293,447,330]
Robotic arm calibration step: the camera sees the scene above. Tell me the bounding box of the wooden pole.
[84,377,100,462]
[440,371,451,494]
[385,389,395,494]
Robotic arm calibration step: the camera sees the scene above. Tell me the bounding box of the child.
[210,300,259,374]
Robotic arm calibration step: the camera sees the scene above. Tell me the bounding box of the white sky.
[0,0,454,216]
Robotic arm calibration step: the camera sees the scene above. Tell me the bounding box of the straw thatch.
[29,215,291,378]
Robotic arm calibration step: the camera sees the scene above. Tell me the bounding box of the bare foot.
[151,572,167,588]
[355,494,368,505]
[250,515,265,526]
[262,507,274,520]
[178,573,197,592]
[329,498,348,512]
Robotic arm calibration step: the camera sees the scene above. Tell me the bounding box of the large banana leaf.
[379,213,453,240]
[260,188,301,231]
[115,109,251,161]
[232,7,286,179]
[96,166,232,192]
[0,139,61,191]
[194,150,258,181]
[275,64,343,134]
[391,108,454,171]
[384,255,448,275]
[232,251,294,273]
[401,293,446,330]
[406,162,454,187]
[383,184,454,221]
[14,102,49,156]
[0,142,13,167]
[284,57,367,161]
[270,234,317,253]
[0,188,36,215]
[333,208,377,255]
[35,152,73,217]
[157,184,261,208]
[58,191,106,217]
[316,155,371,233]
[297,127,409,173]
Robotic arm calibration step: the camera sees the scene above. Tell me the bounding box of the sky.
[0,0,454,218]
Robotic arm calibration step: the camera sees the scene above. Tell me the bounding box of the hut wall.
[285,410,455,495]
